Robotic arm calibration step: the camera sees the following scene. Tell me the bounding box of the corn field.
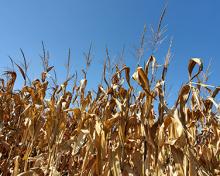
[0,54,220,175]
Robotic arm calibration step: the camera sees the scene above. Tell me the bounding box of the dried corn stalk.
[0,56,219,176]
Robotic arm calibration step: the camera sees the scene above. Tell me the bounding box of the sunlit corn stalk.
[0,46,219,175]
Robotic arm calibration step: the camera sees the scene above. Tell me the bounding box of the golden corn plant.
[0,54,219,176]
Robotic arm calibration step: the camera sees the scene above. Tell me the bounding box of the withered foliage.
[0,56,220,176]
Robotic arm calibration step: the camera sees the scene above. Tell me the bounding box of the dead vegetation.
[0,46,219,176]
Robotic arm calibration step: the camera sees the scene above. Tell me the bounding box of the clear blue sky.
[0,0,220,104]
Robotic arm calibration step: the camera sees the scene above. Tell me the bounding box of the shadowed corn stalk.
[0,54,220,176]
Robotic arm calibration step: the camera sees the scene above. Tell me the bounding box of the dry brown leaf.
[188,58,203,82]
